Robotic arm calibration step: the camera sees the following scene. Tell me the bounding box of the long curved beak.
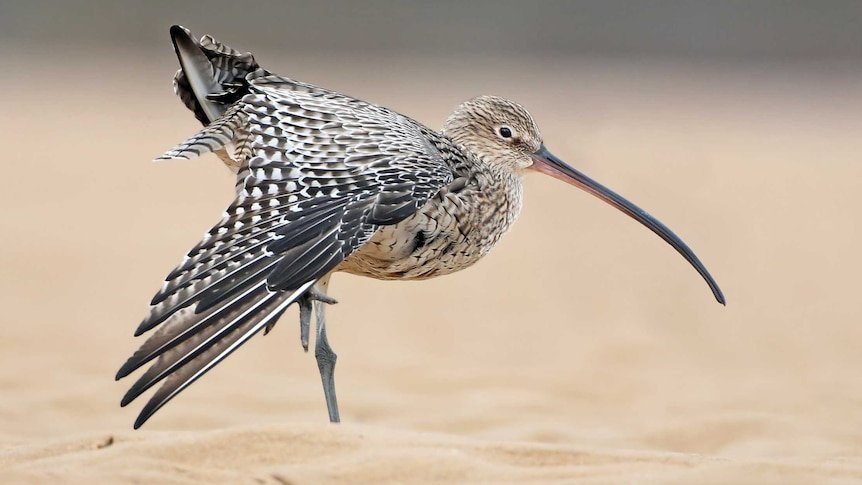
[531,145,725,305]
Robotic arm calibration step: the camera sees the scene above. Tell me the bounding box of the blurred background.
[4,0,862,59]
[1,1,861,482]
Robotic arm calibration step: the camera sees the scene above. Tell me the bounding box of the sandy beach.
[1,53,861,483]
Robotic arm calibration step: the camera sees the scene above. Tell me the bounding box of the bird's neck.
[455,148,525,239]
[456,145,524,193]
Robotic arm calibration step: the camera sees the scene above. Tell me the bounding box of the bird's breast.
[340,170,523,280]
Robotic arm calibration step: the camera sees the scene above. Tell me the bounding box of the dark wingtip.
[169,24,199,60]
[120,366,157,407]
[120,384,142,408]
[134,397,164,429]
[134,315,156,337]
[115,358,138,381]
[133,414,147,430]
[169,24,189,40]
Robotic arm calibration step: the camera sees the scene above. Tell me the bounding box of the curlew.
[116,26,725,428]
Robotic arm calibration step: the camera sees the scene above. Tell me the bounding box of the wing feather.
[130,283,312,429]
[118,70,455,427]
[155,104,245,161]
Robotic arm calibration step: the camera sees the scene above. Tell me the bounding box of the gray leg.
[264,283,334,339]
[312,277,340,423]
[315,307,340,423]
[293,283,337,351]
[299,296,312,351]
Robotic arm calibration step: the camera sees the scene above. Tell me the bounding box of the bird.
[116,26,725,429]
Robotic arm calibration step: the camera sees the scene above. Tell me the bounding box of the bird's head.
[444,95,725,305]
[444,95,543,171]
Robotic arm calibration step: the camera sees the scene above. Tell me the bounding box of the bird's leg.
[312,277,340,423]
[264,286,336,339]
[294,285,338,351]
[315,302,340,423]
[266,276,340,420]
[298,296,312,350]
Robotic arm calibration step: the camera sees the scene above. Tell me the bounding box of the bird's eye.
[498,126,513,139]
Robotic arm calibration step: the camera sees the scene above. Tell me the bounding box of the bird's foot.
[298,286,337,351]
[263,285,338,344]
[305,286,338,305]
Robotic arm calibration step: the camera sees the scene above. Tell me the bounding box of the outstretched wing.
[117,72,453,428]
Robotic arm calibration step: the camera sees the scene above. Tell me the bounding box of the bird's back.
[167,27,525,281]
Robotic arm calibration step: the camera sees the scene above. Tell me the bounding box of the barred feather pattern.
[172,30,262,126]
[342,161,523,280]
[155,103,247,162]
[118,69,457,426]
[145,73,454,320]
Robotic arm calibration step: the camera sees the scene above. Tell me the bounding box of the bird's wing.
[117,73,454,427]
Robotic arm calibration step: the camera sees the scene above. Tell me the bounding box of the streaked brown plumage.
[116,26,725,429]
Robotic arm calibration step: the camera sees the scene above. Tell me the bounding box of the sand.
[1,54,861,483]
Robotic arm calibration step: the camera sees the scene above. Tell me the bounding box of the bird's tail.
[169,25,263,126]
